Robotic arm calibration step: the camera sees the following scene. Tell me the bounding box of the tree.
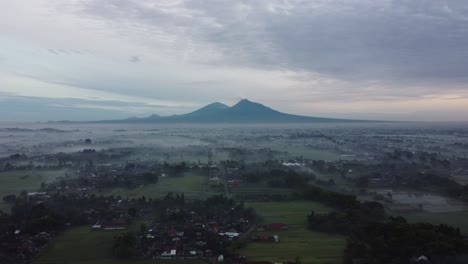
[127,207,137,218]
[355,176,369,188]
[143,172,158,183]
[140,223,147,233]
[112,232,137,258]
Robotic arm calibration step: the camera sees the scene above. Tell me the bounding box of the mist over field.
[1,120,468,264]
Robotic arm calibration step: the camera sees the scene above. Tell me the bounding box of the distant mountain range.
[55,99,373,123]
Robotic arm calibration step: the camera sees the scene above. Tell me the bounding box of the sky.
[1,0,468,122]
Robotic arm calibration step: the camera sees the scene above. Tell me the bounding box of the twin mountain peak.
[116,99,364,123]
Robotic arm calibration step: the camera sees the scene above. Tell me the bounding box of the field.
[402,210,468,234]
[35,223,204,264]
[230,184,293,198]
[0,169,70,211]
[239,201,346,264]
[96,174,218,200]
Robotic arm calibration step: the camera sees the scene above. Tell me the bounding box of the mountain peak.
[183,102,229,117]
[231,99,273,111]
[235,98,253,105]
[205,102,229,108]
[65,99,365,123]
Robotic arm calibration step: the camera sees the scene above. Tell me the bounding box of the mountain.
[179,102,229,118]
[56,99,372,123]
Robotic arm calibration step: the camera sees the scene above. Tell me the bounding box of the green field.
[230,185,293,198]
[35,223,204,264]
[401,210,468,234]
[239,201,346,263]
[0,169,70,211]
[96,174,218,200]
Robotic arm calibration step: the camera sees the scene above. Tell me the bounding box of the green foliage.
[112,232,137,259]
[344,217,467,264]
[127,207,137,218]
[303,184,468,263]
[302,185,358,209]
[307,201,385,234]
[142,172,158,183]
[354,176,369,188]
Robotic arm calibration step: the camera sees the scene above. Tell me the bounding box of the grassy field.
[230,185,293,198]
[96,174,218,200]
[401,210,468,234]
[239,201,346,264]
[0,169,70,211]
[35,223,204,264]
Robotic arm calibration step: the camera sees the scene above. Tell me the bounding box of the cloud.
[1,0,468,121]
[64,0,468,82]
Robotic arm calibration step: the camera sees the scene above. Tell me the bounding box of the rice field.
[239,201,346,263]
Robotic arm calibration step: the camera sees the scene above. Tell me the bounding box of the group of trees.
[307,201,385,234]
[112,232,137,258]
[302,185,358,209]
[302,185,468,263]
[344,217,467,264]
[406,172,468,201]
[162,161,189,177]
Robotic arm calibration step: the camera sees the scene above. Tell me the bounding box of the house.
[102,220,127,230]
[209,177,223,187]
[91,222,102,230]
[160,249,177,259]
[415,255,429,264]
[227,179,242,187]
[219,232,240,238]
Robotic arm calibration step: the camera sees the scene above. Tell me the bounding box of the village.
[1,124,468,263]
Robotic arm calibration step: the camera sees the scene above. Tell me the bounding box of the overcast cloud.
[1,0,468,121]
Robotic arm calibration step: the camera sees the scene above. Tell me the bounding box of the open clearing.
[96,174,218,200]
[402,210,468,234]
[239,201,346,264]
[0,169,70,211]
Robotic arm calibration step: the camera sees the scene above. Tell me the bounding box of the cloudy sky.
[1,0,468,121]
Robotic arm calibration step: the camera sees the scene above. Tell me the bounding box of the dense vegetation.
[303,186,468,263]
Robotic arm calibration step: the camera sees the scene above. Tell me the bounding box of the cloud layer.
[1,0,468,121]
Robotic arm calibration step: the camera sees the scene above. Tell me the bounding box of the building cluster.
[139,205,254,260]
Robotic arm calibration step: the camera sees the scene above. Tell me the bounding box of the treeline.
[345,217,467,264]
[307,201,385,234]
[406,172,468,201]
[301,184,357,209]
[303,186,468,263]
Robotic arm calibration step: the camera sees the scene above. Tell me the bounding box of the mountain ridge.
[52,99,374,123]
